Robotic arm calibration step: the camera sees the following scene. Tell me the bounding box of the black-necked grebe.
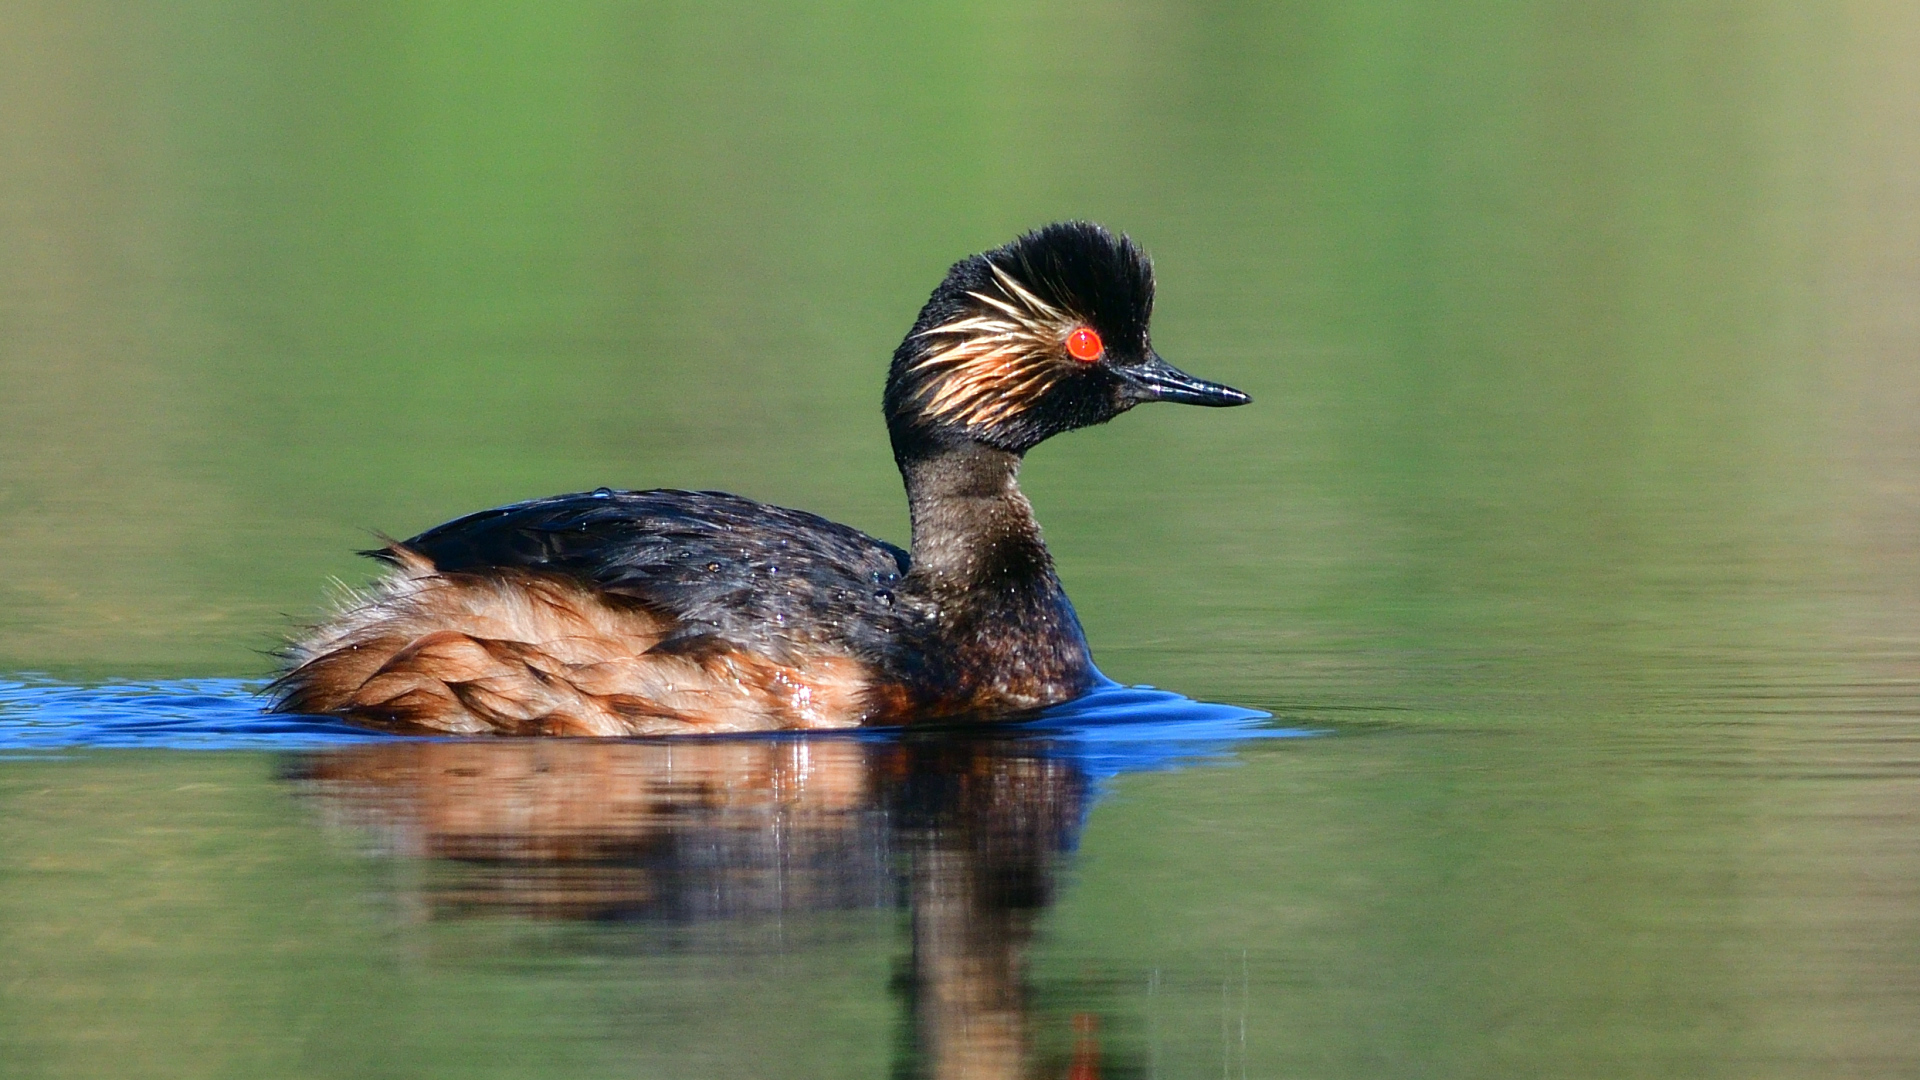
[273,222,1249,734]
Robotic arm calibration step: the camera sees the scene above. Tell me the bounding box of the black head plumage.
[885,222,1246,461]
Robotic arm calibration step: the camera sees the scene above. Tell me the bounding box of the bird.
[271,222,1249,735]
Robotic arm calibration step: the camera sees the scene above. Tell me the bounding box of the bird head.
[885,222,1248,461]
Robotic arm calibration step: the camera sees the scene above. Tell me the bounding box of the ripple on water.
[0,676,1313,769]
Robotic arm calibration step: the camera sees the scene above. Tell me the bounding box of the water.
[5,0,1920,1076]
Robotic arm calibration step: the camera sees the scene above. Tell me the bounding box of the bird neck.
[894,439,1096,710]
[898,442,1051,595]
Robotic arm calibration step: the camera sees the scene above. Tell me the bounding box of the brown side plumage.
[274,547,874,735]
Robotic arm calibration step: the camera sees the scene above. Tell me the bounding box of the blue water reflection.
[0,675,1309,766]
[0,677,388,749]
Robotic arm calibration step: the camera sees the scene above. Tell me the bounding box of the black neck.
[898,442,1049,594]
[891,439,1096,710]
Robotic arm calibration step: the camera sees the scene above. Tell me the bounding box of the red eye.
[1065,326,1103,362]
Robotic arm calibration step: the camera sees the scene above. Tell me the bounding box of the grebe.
[273,222,1248,734]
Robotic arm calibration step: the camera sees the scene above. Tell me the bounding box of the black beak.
[1120,353,1251,407]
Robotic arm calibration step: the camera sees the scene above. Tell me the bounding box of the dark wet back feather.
[386,489,926,662]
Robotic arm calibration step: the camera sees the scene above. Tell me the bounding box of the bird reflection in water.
[285,730,1103,1079]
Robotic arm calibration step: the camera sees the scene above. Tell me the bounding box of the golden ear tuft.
[908,265,1081,426]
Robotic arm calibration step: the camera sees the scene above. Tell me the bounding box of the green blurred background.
[6,2,1920,1077]
[7,0,1914,709]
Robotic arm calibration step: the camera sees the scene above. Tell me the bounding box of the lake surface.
[5,1,1920,1076]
